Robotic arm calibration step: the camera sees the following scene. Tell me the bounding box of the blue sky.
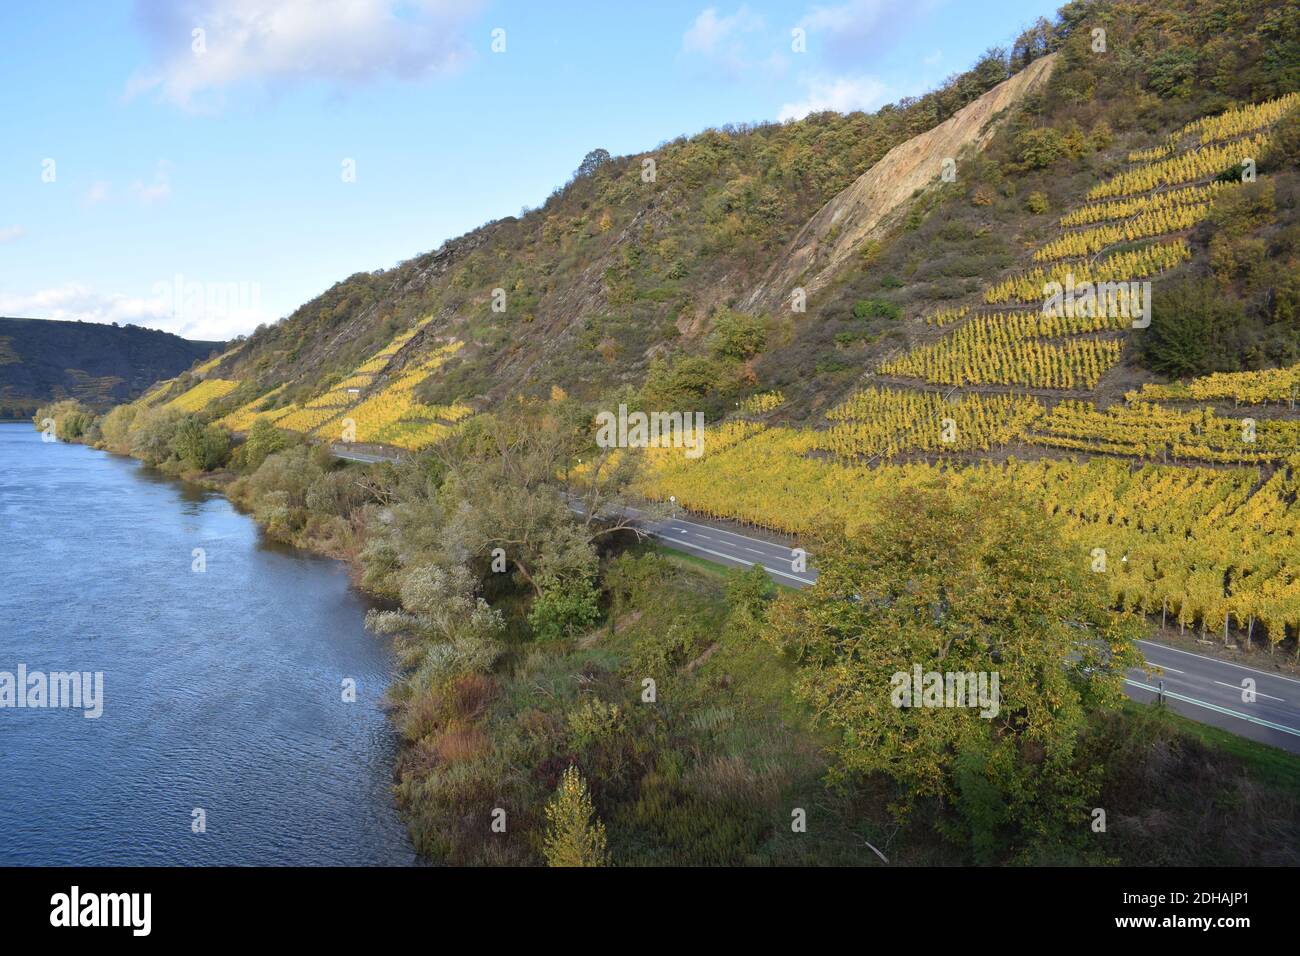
[0,0,1060,340]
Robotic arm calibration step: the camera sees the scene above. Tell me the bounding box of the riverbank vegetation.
[28,395,1300,866]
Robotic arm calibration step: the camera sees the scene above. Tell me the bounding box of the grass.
[1126,701,1300,791]
[649,542,800,592]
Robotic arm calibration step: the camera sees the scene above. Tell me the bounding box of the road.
[640,507,1300,755]
[328,444,1300,754]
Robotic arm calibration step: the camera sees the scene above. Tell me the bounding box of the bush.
[1143,277,1249,378]
[1013,127,1065,169]
[130,407,184,465]
[529,576,601,640]
[708,311,768,361]
[171,417,230,472]
[851,298,901,321]
[235,417,290,473]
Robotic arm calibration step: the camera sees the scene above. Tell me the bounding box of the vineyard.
[1025,401,1300,464]
[1033,201,1212,261]
[738,390,785,414]
[629,92,1300,648]
[983,239,1190,304]
[1089,132,1271,200]
[218,384,290,431]
[163,378,240,413]
[879,311,1124,389]
[1059,181,1231,227]
[816,387,1043,459]
[1128,91,1300,163]
[305,342,468,449]
[1128,363,1300,406]
[924,305,971,327]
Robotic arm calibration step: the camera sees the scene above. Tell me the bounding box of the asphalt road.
[328,445,1300,754]
[640,507,1300,755]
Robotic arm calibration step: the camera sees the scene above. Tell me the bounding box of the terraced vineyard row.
[983,239,1190,304]
[880,312,1124,389]
[815,387,1043,460]
[1026,401,1300,463]
[1128,363,1300,405]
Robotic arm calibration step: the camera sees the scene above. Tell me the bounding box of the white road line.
[1213,680,1285,702]
[1137,639,1300,686]
[1125,680,1300,738]
[653,533,815,585]
[1152,665,1185,674]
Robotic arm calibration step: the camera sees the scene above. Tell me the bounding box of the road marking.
[652,533,815,585]
[1153,665,1185,674]
[1213,680,1285,702]
[1137,639,1300,686]
[1125,680,1300,738]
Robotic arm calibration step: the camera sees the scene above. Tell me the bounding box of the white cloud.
[681,5,773,79]
[778,75,889,121]
[127,0,481,108]
[0,226,25,244]
[799,0,938,64]
[131,161,173,204]
[0,282,274,341]
[84,181,111,206]
[924,49,943,65]
[683,6,764,56]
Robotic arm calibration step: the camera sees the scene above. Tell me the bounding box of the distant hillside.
[0,318,222,419]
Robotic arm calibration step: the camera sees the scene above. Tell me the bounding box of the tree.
[130,407,184,465]
[543,765,609,867]
[708,310,768,361]
[1014,127,1066,170]
[1143,277,1248,378]
[171,417,230,471]
[764,483,1142,848]
[575,148,611,180]
[429,397,649,598]
[238,417,289,473]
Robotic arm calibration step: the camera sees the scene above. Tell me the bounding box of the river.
[0,422,415,864]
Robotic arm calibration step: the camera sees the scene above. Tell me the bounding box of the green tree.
[708,311,768,361]
[528,574,601,640]
[764,483,1141,848]
[238,417,290,473]
[1014,127,1065,169]
[171,417,231,471]
[130,407,184,465]
[543,765,609,867]
[1143,277,1248,377]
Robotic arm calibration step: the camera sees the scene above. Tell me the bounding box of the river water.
[0,423,415,864]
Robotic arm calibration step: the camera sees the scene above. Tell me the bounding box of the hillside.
[0,317,221,419]
[33,0,1300,869]
[112,0,1300,649]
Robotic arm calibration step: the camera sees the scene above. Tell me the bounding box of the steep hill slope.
[744,52,1059,313]
[0,317,221,419]
[196,42,1054,420]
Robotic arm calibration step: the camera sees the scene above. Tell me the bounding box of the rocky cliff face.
[743,53,1059,313]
